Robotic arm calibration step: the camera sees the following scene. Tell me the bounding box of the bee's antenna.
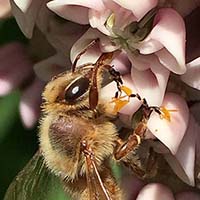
[71,38,99,73]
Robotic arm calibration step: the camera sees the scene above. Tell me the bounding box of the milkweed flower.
[0,0,11,18]
[0,42,45,128]
[0,38,74,128]
[47,0,186,106]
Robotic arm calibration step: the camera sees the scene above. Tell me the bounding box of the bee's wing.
[4,150,64,200]
[85,155,112,200]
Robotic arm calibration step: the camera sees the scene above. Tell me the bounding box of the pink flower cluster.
[1,0,200,199]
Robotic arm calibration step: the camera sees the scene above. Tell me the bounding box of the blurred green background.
[0,91,38,199]
[0,18,39,199]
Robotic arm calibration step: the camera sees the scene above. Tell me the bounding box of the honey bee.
[4,40,169,200]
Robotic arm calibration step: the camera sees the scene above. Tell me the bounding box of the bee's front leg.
[114,120,147,161]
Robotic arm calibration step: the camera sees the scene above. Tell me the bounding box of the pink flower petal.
[103,0,136,29]
[89,1,135,35]
[100,74,142,116]
[136,183,175,200]
[70,28,128,71]
[112,0,158,20]
[0,43,33,95]
[0,0,11,18]
[131,54,170,106]
[47,0,105,11]
[149,8,186,74]
[70,28,104,65]
[110,52,131,75]
[35,6,89,55]
[117,74,142,115]
[47,0,105,24]
[69,23,117,55]
[174,115,196,185]
[121,174,144,200]
[147,93,189,154]
[48,4,88,24]
[181,57,200,90]
[164,115,197,186]
[0,81,13,95]
[155,48,186,74]
[20,78,44,128]
[99,81,118,114]
[89,9,111,35]
[127,53,152,71]
[13,0,32,12]
[10,0,43,38]
[98,35,119,52]
[34,53,70,82]
[164,154,193,186]
[139,38,163,54]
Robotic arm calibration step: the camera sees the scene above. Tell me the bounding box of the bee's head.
[42,63,108,112]
[42,52,118,114]
[42,67,95,113]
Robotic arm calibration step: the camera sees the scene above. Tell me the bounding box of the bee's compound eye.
[65,77,90,103]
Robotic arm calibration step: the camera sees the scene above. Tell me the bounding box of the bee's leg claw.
[114,126,145,161]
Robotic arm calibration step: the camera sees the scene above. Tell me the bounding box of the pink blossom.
[10,0,43,38]
[136,183,175,200]
[181,57,200,90]
[70,29,169,105]
[0,41,74,128]
[47,0,157,28]
[0,43,33,96]
[13,0,33,12]
[19,77,44,128]
[131,54,170,106]
[4,0,90,127]
[141,8,186,74]
[102,75,189,156]
[147,93,189,154]
[164,115,197,186]
[10,0,88,53]
[133,183,200,200]
[47,0,186,76]
[0,42,43,128]
[33,53,69,82]
[0,0,11,18]
[65,7,185,105]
